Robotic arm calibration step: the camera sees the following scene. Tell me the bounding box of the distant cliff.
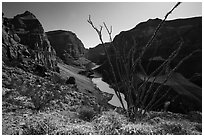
[2,11,58,74]
[85,42,110,65]
[86,17,202,86]
[85,16,202,114]
[46,30,86,65]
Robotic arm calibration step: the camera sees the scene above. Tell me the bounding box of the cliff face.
[46,30,86,65]
[85,43,110,65]
[87,17,202,86]
[116,17,202,85]
[2,11,58,73]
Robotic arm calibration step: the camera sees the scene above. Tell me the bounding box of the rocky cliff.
[2,11,58,74]
[113,17,202,83]
[85,43,109,65]
[87,17,202,86]
[46,30,86,65]
[85,17,202,113]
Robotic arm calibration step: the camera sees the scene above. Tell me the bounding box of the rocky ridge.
[2,11,58,75]
[46,30,87,66]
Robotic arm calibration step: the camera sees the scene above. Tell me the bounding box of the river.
[92,78,127,109]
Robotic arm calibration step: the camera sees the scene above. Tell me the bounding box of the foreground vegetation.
[2,106,202,135]
[2,64,202,135]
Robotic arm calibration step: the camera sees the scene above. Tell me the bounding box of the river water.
[92,78,127,109]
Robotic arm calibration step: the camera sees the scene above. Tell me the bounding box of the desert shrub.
[50,71,66,84]
[12,78,64,110]
[22,111,96,135]
[53,124,95,135]
[20,120,49,135]
[93,110,128,134]
[119,119,192,135]
[119,123,156,135]
[20,113,58,135]
[119,122,187,135]
[156,122,188,135]
[187,111,202,123]
[194,123,202,132]
[77,106,96,122]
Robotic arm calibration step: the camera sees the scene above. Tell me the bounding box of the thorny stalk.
[104,22,139,112]
[87,15,126,110]
[103,22,128,98]
[144,49,201,113]
[132,2,181,72]
[138,40,183,92]
[87,2,198,118]
[139,40,183,108]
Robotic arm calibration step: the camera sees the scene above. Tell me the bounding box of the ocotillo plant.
[87,15,126,110]
[88,2,200,119]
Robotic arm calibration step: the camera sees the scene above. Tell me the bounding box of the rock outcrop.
[87,17,202,86]
[46,30,86,65]
[2,11,58,74]
[113,17,202,85]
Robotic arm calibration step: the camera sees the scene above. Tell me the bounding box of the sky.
[2,1,202,48]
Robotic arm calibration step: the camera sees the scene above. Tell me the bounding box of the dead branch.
[87,15,126,110]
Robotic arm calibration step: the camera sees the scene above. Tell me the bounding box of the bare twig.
[103,22,112,42]
[88,15,125,110]
[148,87,171,111]
[132,2,181,71]
[138,40,183,93]
[144,49,201,112]
[87,2,184,117]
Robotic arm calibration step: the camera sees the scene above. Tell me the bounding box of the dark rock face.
[85,43,110,65]
[46,30,86,65]
[113,17,202,85]
[2,11,58,73]
[87,17,202,86]
[86,17,202,113]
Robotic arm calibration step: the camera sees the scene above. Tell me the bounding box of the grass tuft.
[77,106,96,122]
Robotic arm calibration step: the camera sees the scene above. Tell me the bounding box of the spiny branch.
[132,2,182,70]
[103,23,113,41]
[87,15,125,110]
[145,49,201,112]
